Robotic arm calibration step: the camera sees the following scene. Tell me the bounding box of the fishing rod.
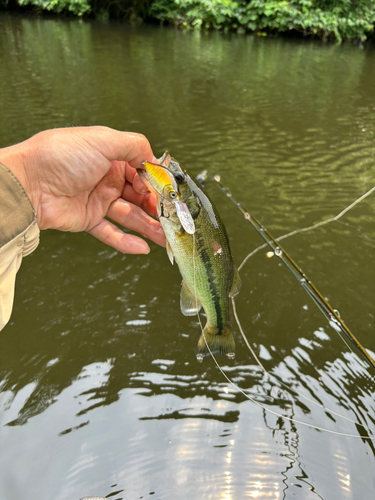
[197,171,375,372]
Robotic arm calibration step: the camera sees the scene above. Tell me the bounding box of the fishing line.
[221,179,375,394]
[203,332,375,439]
[203,173,375,372]
[231,294,375,435]
[195,298,375,439]
[191,230,375,439]
[190,176,375,439]
[222,178,375,430]
[238,185,375,272]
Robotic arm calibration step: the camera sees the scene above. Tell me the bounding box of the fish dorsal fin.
[229,266,241,298]
[166,241,174,265]
[180,280,202,316]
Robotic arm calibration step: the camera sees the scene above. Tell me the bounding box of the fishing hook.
[159,201,170,220]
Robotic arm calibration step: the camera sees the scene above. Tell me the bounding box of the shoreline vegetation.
[1,0,375,43]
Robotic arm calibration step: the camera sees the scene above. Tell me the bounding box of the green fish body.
[138,153,241,361]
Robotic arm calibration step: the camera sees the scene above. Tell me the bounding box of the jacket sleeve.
[0,162,40,331]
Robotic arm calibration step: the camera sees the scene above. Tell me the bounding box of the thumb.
[80,126,155,168]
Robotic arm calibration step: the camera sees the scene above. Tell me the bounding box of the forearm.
[0,161,40,330]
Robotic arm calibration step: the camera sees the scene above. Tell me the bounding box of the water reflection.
[1,13,375,500]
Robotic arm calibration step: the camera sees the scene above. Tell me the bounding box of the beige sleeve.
[0,162,40,331]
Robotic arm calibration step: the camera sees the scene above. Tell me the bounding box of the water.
[1,13,375,500]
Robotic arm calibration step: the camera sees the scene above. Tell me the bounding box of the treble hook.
[159,201,170,219]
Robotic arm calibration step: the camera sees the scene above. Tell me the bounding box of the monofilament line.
[198,305,375,439]
[239,185,375,272]
[194,172,375,436]
[191,216,375,439]
[204,334,375,439]
[227,182,375,423]
[231,295,375,435]
[206,174,375,371]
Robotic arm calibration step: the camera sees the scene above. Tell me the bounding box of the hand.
[0,126,166,254]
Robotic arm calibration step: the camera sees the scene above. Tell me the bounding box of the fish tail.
[195,324,236,362]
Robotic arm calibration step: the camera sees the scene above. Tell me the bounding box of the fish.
[137,153,241,361]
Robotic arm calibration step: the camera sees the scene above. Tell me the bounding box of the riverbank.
[2,0,375,43]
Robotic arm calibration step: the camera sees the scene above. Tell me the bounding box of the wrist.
[0,138,40,214]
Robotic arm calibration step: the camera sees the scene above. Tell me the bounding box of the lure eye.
[169,191,177,199]
[173,173,184,184]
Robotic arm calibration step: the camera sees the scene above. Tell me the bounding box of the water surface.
[1,14,375,500]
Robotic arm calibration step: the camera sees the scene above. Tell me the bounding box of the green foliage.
[150,0,375,42]
[17,0,90,16]
[4,0,375,42]
[150,0,239,29]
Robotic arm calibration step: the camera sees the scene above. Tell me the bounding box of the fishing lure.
[174,199,195,235]
[141,160,195,235]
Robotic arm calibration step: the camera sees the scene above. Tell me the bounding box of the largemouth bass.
[138,153,241,361]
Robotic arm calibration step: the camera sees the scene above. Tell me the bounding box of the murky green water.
[1,13,375,500]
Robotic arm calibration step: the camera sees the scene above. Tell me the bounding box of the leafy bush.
[3,0,375,42]
[150,0,375,42]
[150,0,239,29]
[17,0,91,15]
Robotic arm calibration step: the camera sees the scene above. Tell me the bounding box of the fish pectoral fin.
[180,280,202,316]
[166,241,174,265]
[229,266,241,298]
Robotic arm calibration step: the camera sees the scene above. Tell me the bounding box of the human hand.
[0,126,166,254]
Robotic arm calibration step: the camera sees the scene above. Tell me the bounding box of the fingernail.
[138,186,150,194]
[138,242,150,254]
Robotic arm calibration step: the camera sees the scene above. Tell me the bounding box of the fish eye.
[169,191,177,199]
[173,172,184,184]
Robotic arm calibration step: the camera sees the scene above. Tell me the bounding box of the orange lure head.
[137,153,195,234]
